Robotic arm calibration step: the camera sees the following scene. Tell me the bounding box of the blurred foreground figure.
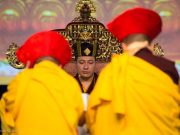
[87,7,180,135]
[0,31,84,135]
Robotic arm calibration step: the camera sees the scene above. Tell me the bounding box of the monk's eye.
[79,61,85,64]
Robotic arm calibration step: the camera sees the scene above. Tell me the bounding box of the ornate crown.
[54,0,122,62]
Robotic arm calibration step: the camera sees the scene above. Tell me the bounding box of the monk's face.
[76,56,96,79]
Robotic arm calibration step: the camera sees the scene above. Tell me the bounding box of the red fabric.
[16,31,71,68]
[107,7,162,42]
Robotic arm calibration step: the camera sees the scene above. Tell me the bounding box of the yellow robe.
[0,61,84,135]
[87,53,180,135]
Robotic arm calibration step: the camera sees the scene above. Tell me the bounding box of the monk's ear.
[122,43,128,51]
[25,61,31,68]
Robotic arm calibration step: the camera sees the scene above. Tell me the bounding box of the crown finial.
[75,0,96,13]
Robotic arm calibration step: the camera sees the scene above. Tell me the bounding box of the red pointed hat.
[107,7,162,42]
[16,31,72,68]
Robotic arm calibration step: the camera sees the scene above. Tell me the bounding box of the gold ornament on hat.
[84,48,91,55]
